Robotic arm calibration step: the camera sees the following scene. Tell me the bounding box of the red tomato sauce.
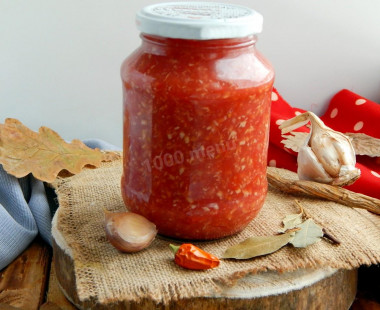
[121,35,274,239]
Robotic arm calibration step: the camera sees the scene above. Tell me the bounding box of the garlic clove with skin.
[297,145,333,183]
[104,210,157,253]
[280,111,360,186]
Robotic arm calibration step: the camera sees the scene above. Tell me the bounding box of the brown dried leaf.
[222,232,294,260]
[0,118,110,183]
[101,150,122,162]
[281,131,308,152]
[345,132,380,157]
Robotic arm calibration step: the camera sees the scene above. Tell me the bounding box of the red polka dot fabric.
[268,88,380,199]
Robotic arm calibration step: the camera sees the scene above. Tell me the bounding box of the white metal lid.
[136,2,263,40]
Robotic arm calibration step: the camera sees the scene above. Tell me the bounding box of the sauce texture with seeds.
[121,34,274,239]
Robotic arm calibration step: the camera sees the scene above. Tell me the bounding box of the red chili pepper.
[169,243,220,270]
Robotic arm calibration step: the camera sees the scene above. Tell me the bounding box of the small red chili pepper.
[169,243,220,270]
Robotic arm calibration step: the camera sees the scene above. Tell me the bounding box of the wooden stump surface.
[0,237,379,309]
[52,237,358,310]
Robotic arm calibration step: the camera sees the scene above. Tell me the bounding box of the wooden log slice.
[52,235,357,310]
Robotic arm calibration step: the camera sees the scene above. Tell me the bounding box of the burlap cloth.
[51,158,380,305]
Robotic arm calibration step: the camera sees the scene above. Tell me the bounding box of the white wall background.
[1,0,379,147]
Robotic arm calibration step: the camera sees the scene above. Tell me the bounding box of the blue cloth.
[0,139,120,270]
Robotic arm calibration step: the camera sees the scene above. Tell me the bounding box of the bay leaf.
[279,212,303,233]
[290,218,324,248]
[222,232,294,260]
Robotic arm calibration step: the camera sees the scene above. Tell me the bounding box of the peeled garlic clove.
[104,211,157,253]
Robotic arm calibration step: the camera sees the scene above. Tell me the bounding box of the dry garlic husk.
[104,210,157,253]
[279,111,360,186]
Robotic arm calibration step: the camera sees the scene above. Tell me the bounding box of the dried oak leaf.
[0,118,113,183]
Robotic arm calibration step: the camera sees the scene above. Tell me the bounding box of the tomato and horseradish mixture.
[121,34,274,239]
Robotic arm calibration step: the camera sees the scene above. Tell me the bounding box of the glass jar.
[121,2,274,240]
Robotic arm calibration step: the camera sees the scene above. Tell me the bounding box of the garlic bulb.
[279,111,360,186]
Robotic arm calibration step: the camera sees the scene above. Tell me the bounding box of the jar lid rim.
[136,2,263,40]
